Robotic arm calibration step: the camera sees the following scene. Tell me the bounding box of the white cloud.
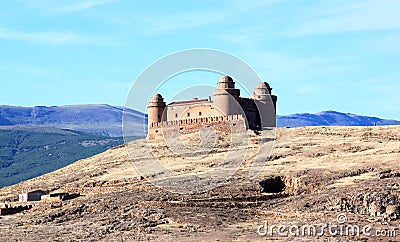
[55,0,118,13]
[0,28,88,44]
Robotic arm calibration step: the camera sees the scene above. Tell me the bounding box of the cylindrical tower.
[212,76,241,116]
[147,94,166,127]
[253,82,272,99]
[253,82,277,128]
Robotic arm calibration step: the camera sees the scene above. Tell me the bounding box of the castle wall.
[238,98,259,129]
[166,102,220,121]
[147,114,247,140]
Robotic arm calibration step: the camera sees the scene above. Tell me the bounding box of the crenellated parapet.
[149,114,244,127]
[147,114,246,140]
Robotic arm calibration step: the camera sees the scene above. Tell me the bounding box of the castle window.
[175,113,178,118]
[187,112,190,117]
[199,112,202,116]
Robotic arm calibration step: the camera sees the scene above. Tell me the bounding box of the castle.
[147,76,277,139]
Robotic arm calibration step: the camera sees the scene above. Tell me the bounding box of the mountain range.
[0,105,399,138]
[277,110,400,127]
[0,104,146,137]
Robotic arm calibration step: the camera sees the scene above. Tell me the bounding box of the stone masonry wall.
[147,114,247,140]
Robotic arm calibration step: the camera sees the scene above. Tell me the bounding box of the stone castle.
[147,76,277,139]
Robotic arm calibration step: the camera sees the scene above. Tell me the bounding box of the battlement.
[149,114,244,128]
[147,114,246,140]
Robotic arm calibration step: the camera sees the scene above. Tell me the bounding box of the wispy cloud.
[0,28,89,44]
[364,32,400,54]
[230,0,286,11]
[294,86,320,95]
[238,51,356,91]
[288,0,400,36]
[0,63,57,77]
[142,11,224,34]
[217,26,266,47]
[55,0,118,13]
[137,0,284,35]
[219,0,400,41]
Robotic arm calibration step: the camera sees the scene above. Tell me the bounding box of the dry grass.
[0,126,399,241]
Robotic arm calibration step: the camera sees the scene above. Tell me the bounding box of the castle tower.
[253,82,277,128]
[147,94,166,127]
[212,76,242,116]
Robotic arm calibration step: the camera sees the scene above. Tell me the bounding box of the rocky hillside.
[0,126,399,241]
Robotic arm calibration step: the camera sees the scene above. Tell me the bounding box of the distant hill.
[0,104,146,137]
[0,126,127,188]
[277,110,400,127]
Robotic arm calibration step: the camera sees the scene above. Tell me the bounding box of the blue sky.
[1,0,400,119]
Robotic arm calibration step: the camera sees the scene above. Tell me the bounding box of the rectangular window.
[175,113,178,118]
[187,112,190,117]
[199,112,202,116]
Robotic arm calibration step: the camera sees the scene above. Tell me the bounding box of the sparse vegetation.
[0,126,399,241]
[0,128,126,188]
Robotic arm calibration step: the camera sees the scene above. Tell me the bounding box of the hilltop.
[0,126,399,241]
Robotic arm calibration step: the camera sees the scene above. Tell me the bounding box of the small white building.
[19,190,46,202]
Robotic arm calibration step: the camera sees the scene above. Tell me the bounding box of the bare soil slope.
[0,126,399,241]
